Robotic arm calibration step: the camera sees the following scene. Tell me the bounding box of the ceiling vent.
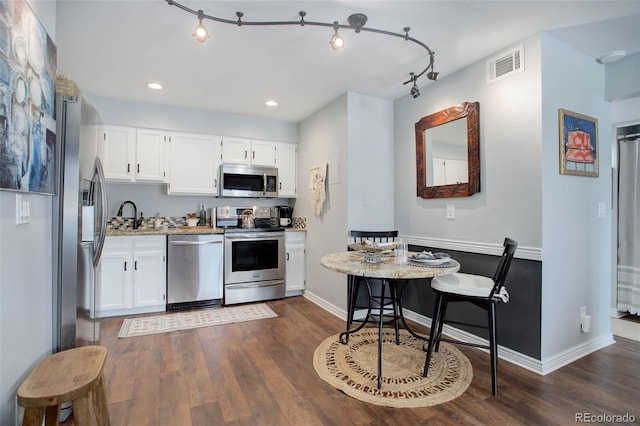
[486,45,524,84]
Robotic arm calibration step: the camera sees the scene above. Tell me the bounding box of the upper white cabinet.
[432,157,468,186]
[221,137,276,166]
[100,125,165,182]
[167,132,221,195]
[276,142,297,198]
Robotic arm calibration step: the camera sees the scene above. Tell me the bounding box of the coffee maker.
[277,206,293,227]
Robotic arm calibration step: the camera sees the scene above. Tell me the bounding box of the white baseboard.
[610,308,627,318]
[304,291,615,376]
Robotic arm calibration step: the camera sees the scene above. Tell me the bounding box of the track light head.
[330,21,344,50]
[427,70,439,81]
[408,73,420,98]
[411,82,420,98]
[193,10,209,42]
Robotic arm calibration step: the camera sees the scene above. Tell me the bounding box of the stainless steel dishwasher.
[167,234,223,310]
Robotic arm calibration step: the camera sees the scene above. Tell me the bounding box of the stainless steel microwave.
[219,164,279,198]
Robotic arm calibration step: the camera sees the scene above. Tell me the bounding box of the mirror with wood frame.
[415,101,480,199]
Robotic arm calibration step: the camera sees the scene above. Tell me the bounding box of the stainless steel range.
[217,206,285,305]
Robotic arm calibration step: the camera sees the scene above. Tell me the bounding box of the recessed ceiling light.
[596,50,626,64]
[265,100,278,107]
[147,82,163,90]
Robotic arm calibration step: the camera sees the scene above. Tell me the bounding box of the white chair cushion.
[431,273,495,298]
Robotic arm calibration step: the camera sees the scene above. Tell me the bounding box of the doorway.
[614,123,640,341]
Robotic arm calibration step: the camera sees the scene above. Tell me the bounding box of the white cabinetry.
[167,132,221,195]
[96,235,166,317]
[100,125,165,182]
[276,142,297,198]
[285,231,305,295]
[432,157,468,186]
[221,137,276,166]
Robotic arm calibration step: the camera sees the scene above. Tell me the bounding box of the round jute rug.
[313,328,473,408]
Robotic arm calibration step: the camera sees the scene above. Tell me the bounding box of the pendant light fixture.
[329,21,344,50]
[165,0,438,98]
[192,9,209,42]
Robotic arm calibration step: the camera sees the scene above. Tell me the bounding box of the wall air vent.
[486,45,524,84]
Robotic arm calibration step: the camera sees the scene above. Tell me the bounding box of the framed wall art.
[0,0,57,194]
[558,108,598,177]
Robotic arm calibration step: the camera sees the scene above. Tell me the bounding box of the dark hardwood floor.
[87,296,639,425]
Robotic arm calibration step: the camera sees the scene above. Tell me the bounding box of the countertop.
[107,227,306,237]
[107,227,224,237]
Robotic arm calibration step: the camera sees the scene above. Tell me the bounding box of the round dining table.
[320,250,459,389]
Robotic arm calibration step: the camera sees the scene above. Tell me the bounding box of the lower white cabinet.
[285,231,306,294]
[96,235,166,317]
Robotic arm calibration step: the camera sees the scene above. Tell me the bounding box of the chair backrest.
[489,237,518,298]
[348,230,398,248]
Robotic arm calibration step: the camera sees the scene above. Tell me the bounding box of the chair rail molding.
[403,235,541,261]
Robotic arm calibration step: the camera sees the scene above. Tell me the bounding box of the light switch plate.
[597,202,606,218]
[15,194,30,225]
[446,204,455,219]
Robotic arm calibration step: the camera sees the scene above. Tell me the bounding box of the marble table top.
[320,251,459,280]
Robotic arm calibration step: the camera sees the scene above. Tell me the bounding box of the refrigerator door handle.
[92,157,108,268]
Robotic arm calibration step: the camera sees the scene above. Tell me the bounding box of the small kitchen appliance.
[277,205,293,227]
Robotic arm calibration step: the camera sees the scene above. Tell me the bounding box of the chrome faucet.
[117,200,143,230]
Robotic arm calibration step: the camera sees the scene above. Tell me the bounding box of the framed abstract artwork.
[0,0,57,194]
[558,108,598,177]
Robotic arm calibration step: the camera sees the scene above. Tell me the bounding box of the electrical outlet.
[446,205,455,219]
[580,306,587,318]
[597,202,606,218]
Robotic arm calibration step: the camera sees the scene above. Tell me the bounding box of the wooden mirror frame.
[415,101,480,199]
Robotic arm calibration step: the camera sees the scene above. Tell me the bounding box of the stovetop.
[222,226,284,233]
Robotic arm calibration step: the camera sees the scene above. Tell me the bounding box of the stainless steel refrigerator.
[52,94,107,352]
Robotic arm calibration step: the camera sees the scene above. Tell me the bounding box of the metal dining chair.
[343,230,399,343]
[423,237,518,395]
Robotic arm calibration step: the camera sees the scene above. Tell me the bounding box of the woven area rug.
[118,303,277,338]
[313,328,473,408]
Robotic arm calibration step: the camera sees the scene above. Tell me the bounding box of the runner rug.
[313,328,473,408]
[118,303,277,338]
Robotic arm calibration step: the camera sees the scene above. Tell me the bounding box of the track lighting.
[330,21,344,50]
[193,10,209,42]
[166,1,438,98]
[409,73,420,99]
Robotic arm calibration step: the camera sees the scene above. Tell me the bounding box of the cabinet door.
[221,137,251,165]
[100,125,136,181]
[135,128,165,181]
[251,140,277,166]
[168,132,221,195]
[285,232,306,292]
[276,143,297,198]
[96,238,132,313]
[132,236,166,308]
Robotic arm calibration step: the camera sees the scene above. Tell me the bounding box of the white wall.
[0,2,56,424]
[346,93,394,231]
[394,37,543,251]
[85,94,298,143]
[297,94,350,310]
[540,33,613,361]
[298,92,395,313]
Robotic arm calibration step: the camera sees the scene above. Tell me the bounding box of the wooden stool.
[17,346,110,426]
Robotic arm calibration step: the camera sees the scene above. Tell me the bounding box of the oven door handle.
[226,280,284,289]
[170,240,222,246]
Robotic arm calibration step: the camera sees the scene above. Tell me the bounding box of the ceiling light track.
[165,0,438,97]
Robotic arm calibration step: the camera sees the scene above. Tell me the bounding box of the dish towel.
[309,163,328,216]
